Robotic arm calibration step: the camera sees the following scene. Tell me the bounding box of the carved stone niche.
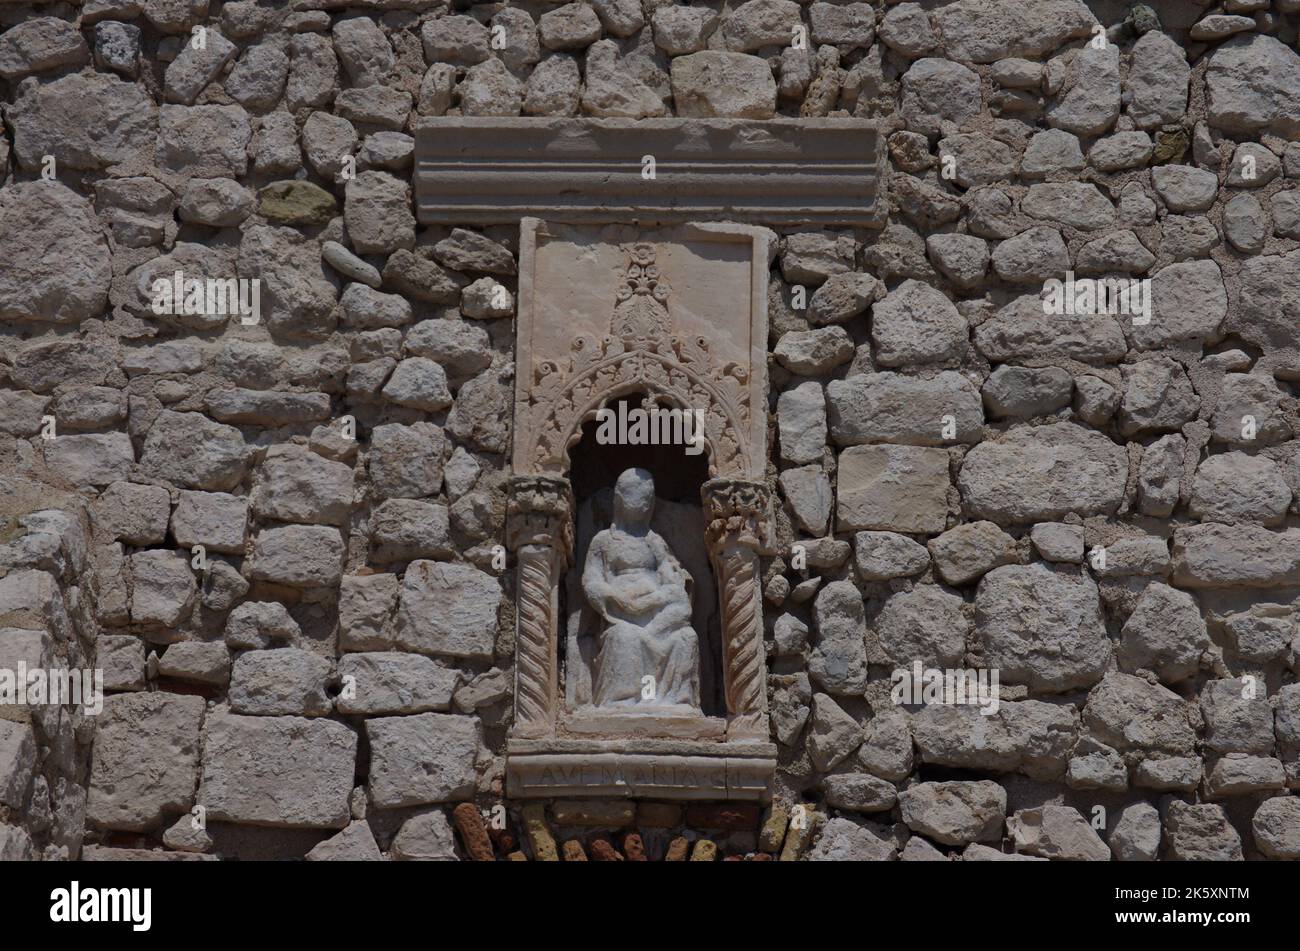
[505,218,776,801]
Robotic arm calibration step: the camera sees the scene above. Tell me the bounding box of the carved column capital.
[507,475,574,556]
[702,478,769,553]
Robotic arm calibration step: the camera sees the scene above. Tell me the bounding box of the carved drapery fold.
[702,478,770,737]
[507,476,573,735]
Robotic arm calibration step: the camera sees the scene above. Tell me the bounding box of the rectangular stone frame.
[505,218,777,801]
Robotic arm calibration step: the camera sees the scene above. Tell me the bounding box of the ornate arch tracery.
[523,242,752,479]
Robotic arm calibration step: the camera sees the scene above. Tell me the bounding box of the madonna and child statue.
[581,467,702,714]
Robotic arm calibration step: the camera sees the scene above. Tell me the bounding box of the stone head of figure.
[613,467,655,530]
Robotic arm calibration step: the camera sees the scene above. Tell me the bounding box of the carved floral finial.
[611,243,671,344]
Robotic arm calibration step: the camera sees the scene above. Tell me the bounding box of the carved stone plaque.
[505,219,776,801]
[513,219,769,482]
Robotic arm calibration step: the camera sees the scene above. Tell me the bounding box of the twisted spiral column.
[514,543,558,731]
[703,478,770,738]
[507,476,572,737]
[716,541,765,718]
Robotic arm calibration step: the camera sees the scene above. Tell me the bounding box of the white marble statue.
[581,468,701,711]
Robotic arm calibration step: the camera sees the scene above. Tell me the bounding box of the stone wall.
[0,506,97,860]
[1,0,1299,861]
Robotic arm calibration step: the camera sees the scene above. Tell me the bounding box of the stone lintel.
[414,117,885,227]
[506,751,775,802]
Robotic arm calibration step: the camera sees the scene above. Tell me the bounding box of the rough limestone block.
[958,423,1126,524]
[229,648,332,717]
[87,693,205,832]
[171,490,249,554]
[198,713,357,829]
[898,780,1006,846]
[836,444,950,535]
[339,574,399,652]
[975,564,1111,693]
[366,713,480,807]
[391,810,460,860]
[249,524,345,588]
[129,549,198,630]
[93,481,171,545]
[336,652,459,715]
[394,561,501,661]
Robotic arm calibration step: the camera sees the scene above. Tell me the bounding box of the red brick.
[452,803,494,861]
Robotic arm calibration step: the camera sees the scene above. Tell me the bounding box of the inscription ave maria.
[532,762,724,789]
[507,752,775,800]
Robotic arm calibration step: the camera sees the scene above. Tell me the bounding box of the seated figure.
[581,468,701,711]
